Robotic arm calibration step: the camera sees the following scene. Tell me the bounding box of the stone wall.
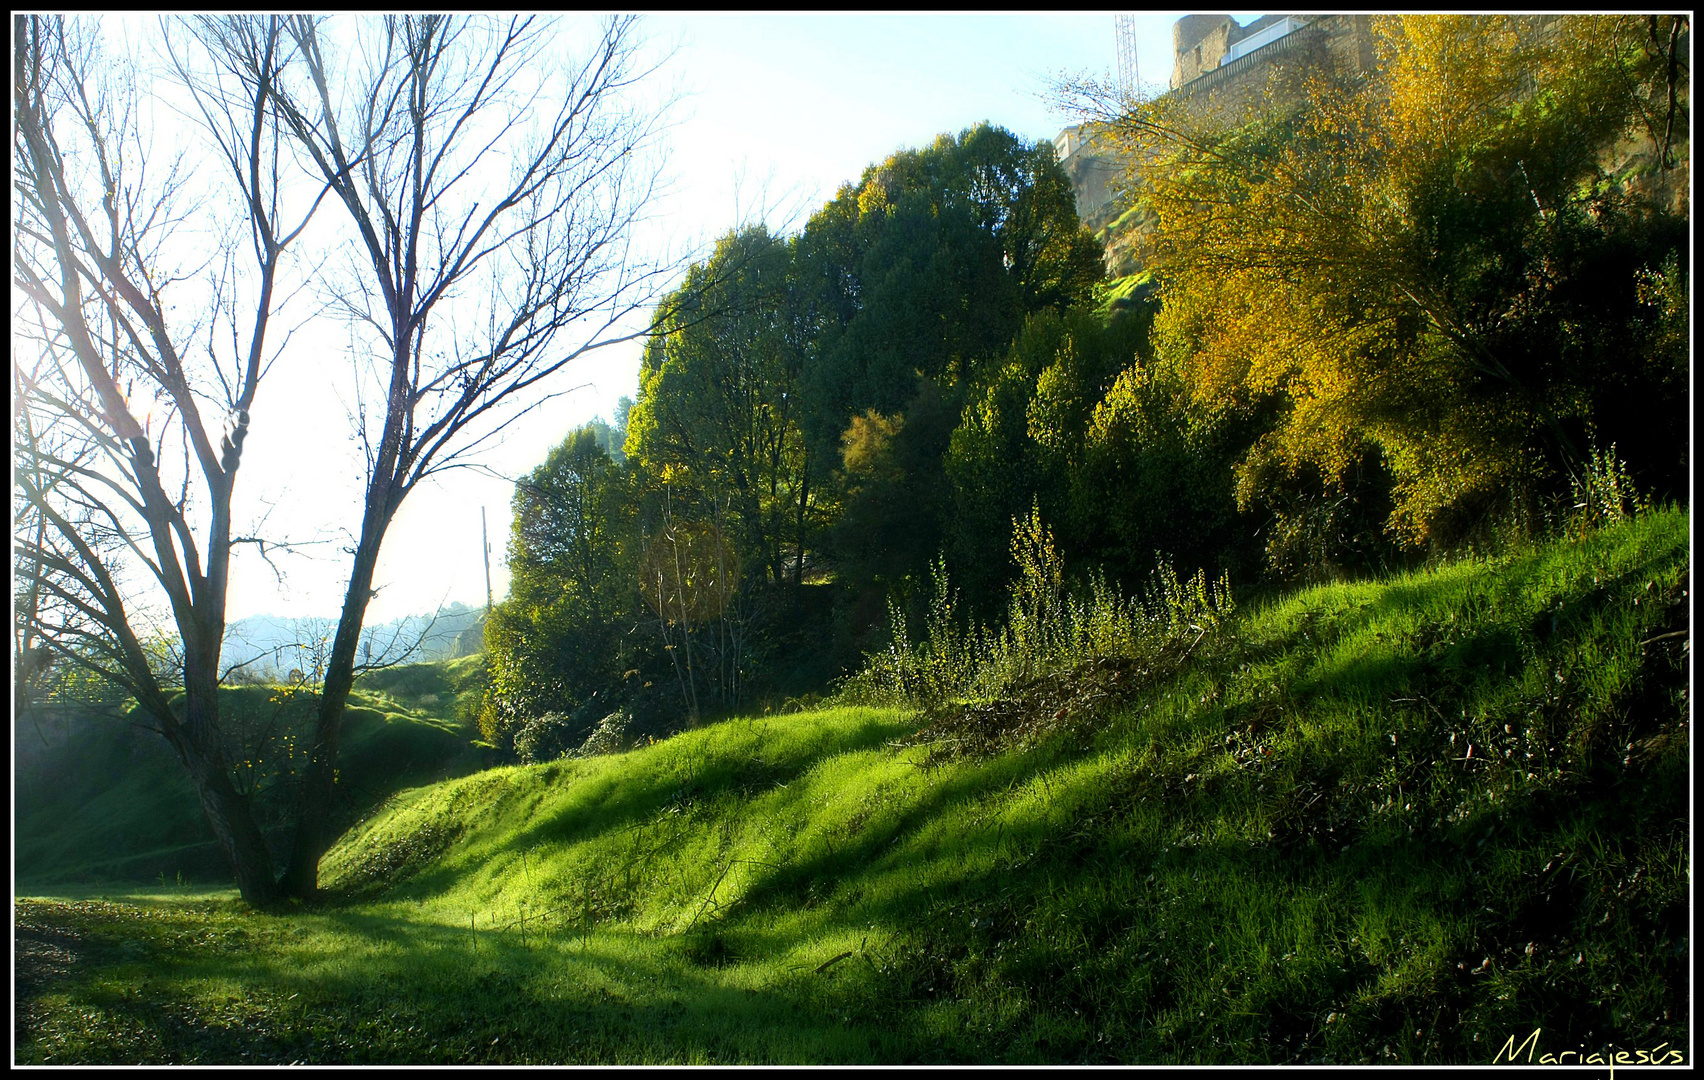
[1171,12,1293,90]
[1054,123,1126,235]
[1056,14,1363,243]
[1057,15,1687,272]
[1169,15,1375,115]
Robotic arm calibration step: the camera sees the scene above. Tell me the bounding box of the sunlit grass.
[16,508,1689,1064]
[15,675,488,888]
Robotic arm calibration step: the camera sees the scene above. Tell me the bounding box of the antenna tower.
[1115,14,1140,101]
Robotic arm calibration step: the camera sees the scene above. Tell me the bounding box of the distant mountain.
[223,604,485,679]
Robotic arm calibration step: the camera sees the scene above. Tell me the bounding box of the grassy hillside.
[13,658,492,888]
[15,508,1690,1064]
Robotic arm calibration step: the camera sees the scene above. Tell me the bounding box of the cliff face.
[1600,21,1691,221]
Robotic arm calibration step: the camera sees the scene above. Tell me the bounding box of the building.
[1054,14,1376,251]
[1170,12,1297,89]
[1051,15,1689,266]
[1168,14,1376,113]
[1052,123,1126,235]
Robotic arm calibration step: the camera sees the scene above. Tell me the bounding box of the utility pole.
[481,506,493,613]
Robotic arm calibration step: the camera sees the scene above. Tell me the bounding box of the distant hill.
[223,604,485,680]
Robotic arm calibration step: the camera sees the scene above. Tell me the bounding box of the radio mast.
[1115,14,1140,101]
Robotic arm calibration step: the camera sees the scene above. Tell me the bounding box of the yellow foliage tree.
[1098,15,1688,551]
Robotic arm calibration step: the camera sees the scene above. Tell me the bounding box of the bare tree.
[14,13,672,904]
[12,15,320,904]
[220,14,675,897]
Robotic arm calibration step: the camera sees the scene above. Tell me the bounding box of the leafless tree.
[212,13,676,896]
[12,15,322,904]
[14,13,673,904]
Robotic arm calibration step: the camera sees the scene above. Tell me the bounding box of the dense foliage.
[1111,15,1689,561]
[485,17,1687,760]
[484,124,1127,749]
[481,429,643,750]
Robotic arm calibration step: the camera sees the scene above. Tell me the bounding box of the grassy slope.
[13,657,491,887]
[15,508,1690,1064]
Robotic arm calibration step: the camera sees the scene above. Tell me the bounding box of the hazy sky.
[27,14,1264,624]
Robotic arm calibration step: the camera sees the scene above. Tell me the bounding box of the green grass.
[1095,270,1153,313]
[14,508,1690,1064]
[14,671,491,888]
[353,653,489,728]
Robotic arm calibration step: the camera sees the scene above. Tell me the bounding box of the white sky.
[22,13,1264,624]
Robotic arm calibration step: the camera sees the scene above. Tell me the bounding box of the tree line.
[482,14,1688,759]
[12,14,1688,906]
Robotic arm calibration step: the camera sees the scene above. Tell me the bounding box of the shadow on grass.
[384,711,922,895]
[21,512,1688,1064]
[18,697,1687,1065]
[25,898,923,1064]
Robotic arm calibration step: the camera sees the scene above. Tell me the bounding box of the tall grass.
[844,504,1234,706]
[1566,442,1653,537]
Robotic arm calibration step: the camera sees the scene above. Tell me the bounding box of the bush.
[512,712,578,765]
[578,710,633,756]
[844,504,1235,708]
[1566,442,1651,537]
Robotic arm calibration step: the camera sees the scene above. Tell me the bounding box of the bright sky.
[26,14,1267,625]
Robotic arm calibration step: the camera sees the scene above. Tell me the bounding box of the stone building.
[1170,13,1296,89]
[1053,14,1374,253]
[1167,14,1376,113]
[1053,14,1685,269]
[1052,122,1126,235]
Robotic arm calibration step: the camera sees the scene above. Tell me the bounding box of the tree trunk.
[794,452,811,596]
[159,625,279,905]
[176,735,282,906]
[278,487,396,899]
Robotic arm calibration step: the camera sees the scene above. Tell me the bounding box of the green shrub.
[845,504,1235,708]
[1566,442,1651,536]
[577,709,633,756]
[512,712,578,765]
